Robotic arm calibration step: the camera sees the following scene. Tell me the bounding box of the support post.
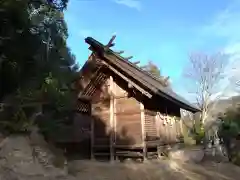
[109,76,114,162]
[91,105,95,160]
[155,113,161,158]
[113,82,117,160]
[140,102,146,161]
[180,118,184,137]
[155,113,160,138]
[174,117,179,141]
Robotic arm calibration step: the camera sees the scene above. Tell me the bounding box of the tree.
[0,0,73,101]
[144,61,161,77]
[0,0,78,134]
[218,106,240,162]
[184,53,226,125]
[236,79,240,92]
[143,61,170,87]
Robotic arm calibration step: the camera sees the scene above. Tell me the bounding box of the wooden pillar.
[109,76,114,162]
[180,118,184,137]
[155,113,161,158]
[166,115,171,143]
[91,105,95,160]
[113,82,117,160]
[174,117,179,141]
[155,113,160,138]
[140,103,146,161]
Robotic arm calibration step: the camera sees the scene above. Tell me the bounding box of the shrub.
[0,107,33,134]
[218,106,240,165]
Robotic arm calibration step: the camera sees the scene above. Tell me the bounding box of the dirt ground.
[67,159,240,180]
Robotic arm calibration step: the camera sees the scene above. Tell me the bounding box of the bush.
[193,126,205,145]
[218,107,240,165]
[0,107,33,134]
[184,121,205,145]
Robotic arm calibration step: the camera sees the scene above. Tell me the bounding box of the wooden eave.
[82,37,200,113]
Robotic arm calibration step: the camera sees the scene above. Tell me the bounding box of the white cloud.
[210,43,240,99]
[200,0,240,98]
[113,0,142,11]
[211,43,240,99]
[172,1,240,102]
[223,43,240,84]
[78,29,92,38]
[201,0,240,42]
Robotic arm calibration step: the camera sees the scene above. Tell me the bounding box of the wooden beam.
[164,76,170,81]
[113,80,117,161]
[106,35,116,48]
[180,118,183,137]
[88,46,94,51]
[173,117,177,138]
[140,65,148,69]
[78,95,92,101]
[91,106,95,160]
[77,67,102,98]
[140,102,146,161]
[109,76,114,162]
[155,113,160,138]
[155,113,161,158]
[115,50,124,55]
[163,76,170,86]
[166,115,171,142]
[132,61,140,65]
[101,61,152,98]
[108,43,115,48]
[124,56,133,60]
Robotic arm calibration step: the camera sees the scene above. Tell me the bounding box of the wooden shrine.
[73,36,200,161]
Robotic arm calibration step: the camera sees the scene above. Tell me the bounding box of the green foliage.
[218,106,240,165]
[192,125,205,144]
[182,122,196,145]
[143,61,171,87]
[144,61,161,78]
[181,112,205,145]
[0,107,34,134]
[0,0,77,100]
[219,107,240,139]
[0,0,78,136]
[231,151,240,166]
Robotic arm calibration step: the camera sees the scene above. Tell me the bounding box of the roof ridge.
[87,37,169,88]
[84,37,200,112]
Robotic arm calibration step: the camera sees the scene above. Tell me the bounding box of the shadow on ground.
[67,159,240,180]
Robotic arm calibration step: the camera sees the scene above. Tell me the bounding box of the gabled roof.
[83,37,200,113]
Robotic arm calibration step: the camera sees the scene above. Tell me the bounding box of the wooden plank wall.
[90,75,185,160]
[155,113,183,144]
[90,76,143,160]
[113,79,142,147]
[91,79,111,147]
[144,110,157,141]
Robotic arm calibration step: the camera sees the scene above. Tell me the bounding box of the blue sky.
[64,0,240,101]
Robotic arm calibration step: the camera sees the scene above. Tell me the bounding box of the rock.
[169,147,204,163]
[0,134,76,180]
[204,144,230,163]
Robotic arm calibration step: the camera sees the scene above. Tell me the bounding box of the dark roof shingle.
[84,37,200,113]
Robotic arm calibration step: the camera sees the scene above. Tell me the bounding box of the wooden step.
[94,152,110,156]
[116,151,143,157]
[93,145,110,148]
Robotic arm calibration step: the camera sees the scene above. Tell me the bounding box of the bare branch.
[184,52,226,124]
